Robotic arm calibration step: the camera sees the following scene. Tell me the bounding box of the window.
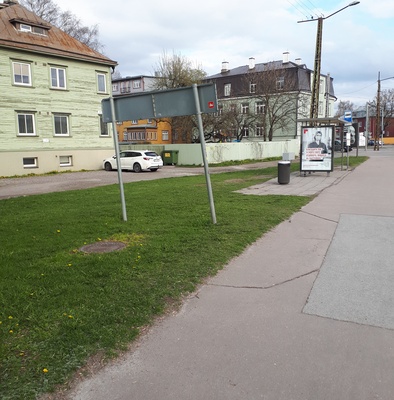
[320,79,324,93]
[54,114,69,136]
[59,155,72,167]
[13,62,31,86]
[241,103,249,115]
[162,130,169,141]
[224,83,231,97]
[276,77,284,90]
[17,112,35,136]
[256,125,264,137]
[50,67,66,89]
[146,131,157,140]
[97,73,107,93]
[318,101,323,116]
[250,83,256,93]
[120,81,130,93]
[130,131,146,141]
[112,83,118,91]
[100,116,109,136]
[20,24,32,32]
[23,157,38,168]
[256,101,265,114]
[132,80,141,89]
[131,120,138,125]
[241,126,249,137]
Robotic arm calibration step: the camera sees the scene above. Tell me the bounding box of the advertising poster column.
[300,126,334,172]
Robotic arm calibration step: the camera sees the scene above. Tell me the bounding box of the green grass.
[0,158,366,399]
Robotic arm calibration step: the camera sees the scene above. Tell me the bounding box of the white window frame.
[250,83,256,93]
[256,125,264,137]
[132,80,141,89]
[241,103,249,115]
[276,77,284,90]
[224,83,231,97]
[13,62,32,86]
[97,73,107,93]
[162,130,169,141]
[20,24,32,32]
[59,155,72,167]
[50,66,66,89]
[23,157,38,168]
[53,114,70,136]
[256,101,265,114]
[242,126,249,137]
[17,112,36,136]
[100,115,109,136]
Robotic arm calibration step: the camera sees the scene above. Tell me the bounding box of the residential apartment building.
[204,53,335,142]
[112,75,173,145]
[0,0,117,177]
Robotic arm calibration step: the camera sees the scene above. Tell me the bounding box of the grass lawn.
[0,157,367,399]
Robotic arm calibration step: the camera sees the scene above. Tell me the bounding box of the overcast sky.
[52,0,394,107]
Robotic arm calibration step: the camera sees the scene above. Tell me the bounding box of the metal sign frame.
[102,83,218,224]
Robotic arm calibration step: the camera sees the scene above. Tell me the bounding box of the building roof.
[206,60,311,80]
[0,1,117,67]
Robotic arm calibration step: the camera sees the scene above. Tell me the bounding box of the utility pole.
[298,2,360,122]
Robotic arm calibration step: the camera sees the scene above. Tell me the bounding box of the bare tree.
[370,88,394,134]
[153,51,206,89]
[153,51,207,143]
[334,100,354,118]
[20,0,103,52]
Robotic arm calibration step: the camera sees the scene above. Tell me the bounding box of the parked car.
[103,150,163,172]
[332,140,352,152]
[368,139,383,146]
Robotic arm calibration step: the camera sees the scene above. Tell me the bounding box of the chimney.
[249,57,255,70]
[283,51,290,64]
[221,61,229,73]
[295,58,302,65]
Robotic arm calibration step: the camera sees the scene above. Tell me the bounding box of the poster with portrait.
[300,126,334,172]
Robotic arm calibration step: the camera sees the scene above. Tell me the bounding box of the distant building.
[0,0,117,177]
[204,53,336,142]
[112,75,173,145]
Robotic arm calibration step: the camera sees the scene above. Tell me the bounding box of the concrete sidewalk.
[68,148,394,400]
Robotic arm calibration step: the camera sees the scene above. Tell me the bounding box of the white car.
[103,150,163,172]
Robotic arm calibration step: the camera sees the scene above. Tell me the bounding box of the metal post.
[192,84,217,224]
[365,103,369,151]
[109,97,127,221]
[375,72,381,151]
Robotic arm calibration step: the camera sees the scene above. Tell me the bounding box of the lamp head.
[349,1,360,6]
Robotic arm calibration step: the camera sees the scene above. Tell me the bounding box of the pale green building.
[0,0,117,177]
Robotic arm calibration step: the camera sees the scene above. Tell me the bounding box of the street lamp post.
[298,2,360,121]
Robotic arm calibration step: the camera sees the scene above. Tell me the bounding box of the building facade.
[0,0,117,177]
[204,53,336,142]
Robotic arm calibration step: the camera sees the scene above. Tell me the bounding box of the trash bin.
[278,161,290,184]
[162,150,179,165]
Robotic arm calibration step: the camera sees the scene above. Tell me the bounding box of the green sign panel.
[102,83,217,122]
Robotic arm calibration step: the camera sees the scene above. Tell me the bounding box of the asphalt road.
[0,162,276,200]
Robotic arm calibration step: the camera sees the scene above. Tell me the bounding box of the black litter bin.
[278,161,290,184]
[162,150,179,165]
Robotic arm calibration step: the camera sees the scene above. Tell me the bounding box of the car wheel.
[104,162,113,171]
[133,163,142,173]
